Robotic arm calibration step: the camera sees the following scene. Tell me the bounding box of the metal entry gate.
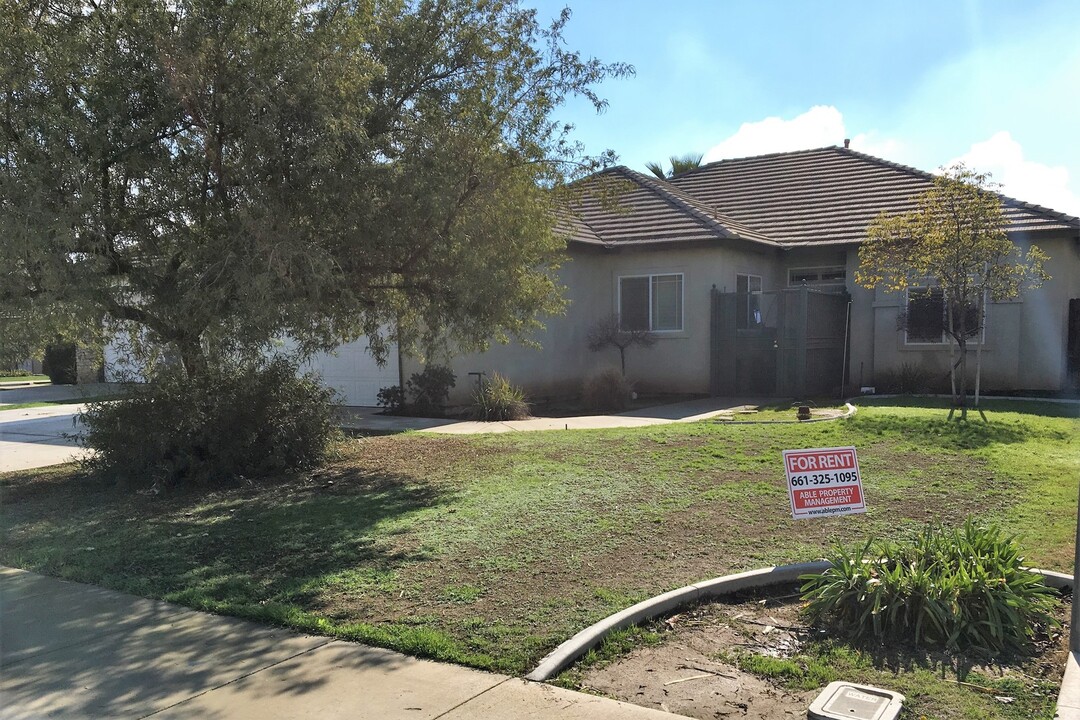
[710,286,850,398]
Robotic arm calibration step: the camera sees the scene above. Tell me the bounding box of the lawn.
[0,400,1076,676]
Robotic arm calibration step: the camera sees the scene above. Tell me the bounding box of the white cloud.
[948,131,1080,216]
[703,106,846,162]
[703,105,906,164]
[700,107,1079,217]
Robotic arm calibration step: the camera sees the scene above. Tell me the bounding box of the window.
[619,274,683,331]
[736,274,763,329]
[788,266,847,286]
[905,288,981,344]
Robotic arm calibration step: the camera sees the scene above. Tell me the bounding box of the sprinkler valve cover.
[808,682,904,720]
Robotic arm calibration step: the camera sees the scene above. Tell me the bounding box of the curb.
[524,561,828,682]
[525,562,1075,683]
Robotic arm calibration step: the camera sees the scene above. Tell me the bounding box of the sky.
[526,0,1080,216]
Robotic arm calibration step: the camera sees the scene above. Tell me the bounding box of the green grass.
[731,641,1060,720]
[0,374,49,384]
[0,400,1076,676]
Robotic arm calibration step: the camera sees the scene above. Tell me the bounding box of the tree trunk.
[619,346,626,376]
[177,338,207,379]
[957,338,968,421]
[946,297,958,419]
[955,294,969,421]
[974,294,985,413]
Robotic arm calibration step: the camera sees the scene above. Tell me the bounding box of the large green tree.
[0,0,630,375]
[856,164,1049,419]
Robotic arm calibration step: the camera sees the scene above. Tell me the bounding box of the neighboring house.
[403,145,1080,405]
[102,145,1080,405]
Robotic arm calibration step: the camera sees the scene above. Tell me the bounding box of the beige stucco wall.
[403,231,1078,405]
[403,241,782,405]
[867,231,1080,392]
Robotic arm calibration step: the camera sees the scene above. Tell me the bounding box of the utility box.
[808,682,904,720]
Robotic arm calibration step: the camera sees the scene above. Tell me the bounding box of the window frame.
[903,286,987,345]
[788,265,847,287]
[736,273,764,330]
[617,272,685,333]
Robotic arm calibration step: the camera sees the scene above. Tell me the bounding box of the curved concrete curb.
[524,561,829,682]
[526,563,1075,682]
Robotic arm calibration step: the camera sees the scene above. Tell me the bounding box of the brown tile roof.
[561,146,1080,248]
[563,166,781,248]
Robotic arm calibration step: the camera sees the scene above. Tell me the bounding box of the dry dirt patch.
[579,586,1068,720]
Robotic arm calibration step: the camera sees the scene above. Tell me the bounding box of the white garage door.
[303,338,399,407]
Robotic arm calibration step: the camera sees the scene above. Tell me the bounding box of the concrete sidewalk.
[340,396,770,435]
[0,566,686,719]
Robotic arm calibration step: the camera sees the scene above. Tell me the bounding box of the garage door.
[303,339,399,407]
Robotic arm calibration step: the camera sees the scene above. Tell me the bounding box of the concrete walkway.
[0,566,686,719]
[0,403,90,472]
[340,396,772,435]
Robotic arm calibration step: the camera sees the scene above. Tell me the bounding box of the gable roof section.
[562,165,780,248]
[667,146,1080,246]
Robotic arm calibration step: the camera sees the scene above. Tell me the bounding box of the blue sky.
[527,0,1080,215]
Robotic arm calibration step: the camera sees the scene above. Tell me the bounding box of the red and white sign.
[782,446,866,519]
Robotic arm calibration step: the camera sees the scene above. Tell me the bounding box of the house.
[101,145,1080,405]
[398,145,1080,405]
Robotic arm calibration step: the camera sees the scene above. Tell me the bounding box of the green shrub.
[875,362,931,394]
[43,343,78,384]
[377,385,405,414]
[582,367,632,411]
[80,357,340,489]
[405,365,456,417]
[0,368,34,378]
[800,520,1059,653]
[471,373,530,421]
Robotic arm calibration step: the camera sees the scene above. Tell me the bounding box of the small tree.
[586,313,656,375]
[857,164,1049,420]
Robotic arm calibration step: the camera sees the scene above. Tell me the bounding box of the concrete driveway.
[0,404,89,472]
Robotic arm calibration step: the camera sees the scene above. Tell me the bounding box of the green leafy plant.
[800,520,1059,653]
[376,385,405,414]
[405,365,456,417]
[471,373,530,421]
[582,367,633,411]
[80,357,340,489]
[43,343,78,385]
[876,362,932,395]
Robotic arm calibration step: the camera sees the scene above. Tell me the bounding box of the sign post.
[783,446,866,520]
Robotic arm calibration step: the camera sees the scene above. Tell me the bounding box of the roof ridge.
[616,166,780,246]
[675,146,842,180]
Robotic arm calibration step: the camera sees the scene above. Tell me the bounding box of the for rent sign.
[783,446,866,519]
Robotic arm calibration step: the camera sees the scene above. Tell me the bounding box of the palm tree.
[645,153,704,179]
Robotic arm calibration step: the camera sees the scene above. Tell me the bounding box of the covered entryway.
[710,286,850,398]
[303,338,399,407]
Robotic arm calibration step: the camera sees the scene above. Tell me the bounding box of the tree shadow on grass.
[853,413,1040,450]
[0,462,456,635]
